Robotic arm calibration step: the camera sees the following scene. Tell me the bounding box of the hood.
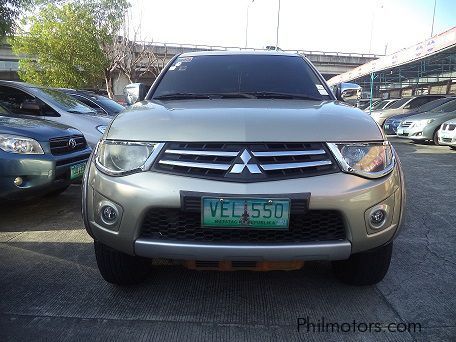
[0,115,81,141]
[405,110,456,122]
[107,99,383,142]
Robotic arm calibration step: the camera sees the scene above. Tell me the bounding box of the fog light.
[370,209,387,228]
[14,177,23,186]
[100,205,118,225]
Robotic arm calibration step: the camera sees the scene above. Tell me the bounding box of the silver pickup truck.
[82,51,405,286]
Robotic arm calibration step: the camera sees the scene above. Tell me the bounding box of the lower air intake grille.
[140,209,346,243]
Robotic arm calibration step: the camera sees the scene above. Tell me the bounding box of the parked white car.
[438,118,456,149]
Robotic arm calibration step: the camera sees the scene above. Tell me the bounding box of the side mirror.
[123,83,150,105]
[20,100,42,115]
[334,83,362,103]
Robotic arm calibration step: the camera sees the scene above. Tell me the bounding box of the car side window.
[0,85,35,114]
[0,85,59,116]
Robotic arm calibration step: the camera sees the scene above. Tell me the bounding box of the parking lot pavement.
[0,138,455,342]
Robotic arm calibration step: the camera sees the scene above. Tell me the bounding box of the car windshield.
[95,95,125,114]
[429,98,456,113]
[371,100,388,110]
[388,98,410,109]
[28,87,96,114]
[413,97,452,112]
[152,55,330,101]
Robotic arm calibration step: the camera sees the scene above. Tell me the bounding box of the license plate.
[70,162,86,180]
[440,132,452,139]
[202,197,290,229]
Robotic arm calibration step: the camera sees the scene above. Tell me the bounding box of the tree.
[0,0,31,39]
[11,0,129,97]
[11,3,107,89]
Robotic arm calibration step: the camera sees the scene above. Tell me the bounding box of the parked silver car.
[438,118,456,149]
[83,51,405,287]
[0,81,111,147]
[397,99,456,144]
[371,95,445,126]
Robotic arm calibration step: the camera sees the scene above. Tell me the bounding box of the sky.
[129,0,456,55]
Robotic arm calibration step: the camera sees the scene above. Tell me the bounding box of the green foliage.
[10,0,129,89]
[0,0,31,39]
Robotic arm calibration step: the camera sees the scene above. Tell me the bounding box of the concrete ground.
[0,138,455,341]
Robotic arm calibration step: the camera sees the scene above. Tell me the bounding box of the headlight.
[97,125,107,134]
[0,134,44,154]
[413,119,434,128]
[95,140,163,176]
[327,142,395,179]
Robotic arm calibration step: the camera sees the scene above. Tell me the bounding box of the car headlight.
[413,119,434,128]
[95,140,163,176]
[97,125,107,134]
[0,134,44,154]
[327,142,395,179]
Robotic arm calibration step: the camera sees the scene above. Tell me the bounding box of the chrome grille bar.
[165,149,239,157]
[158,160,231,170]
[252,149,326,157]
[261,160,333,171]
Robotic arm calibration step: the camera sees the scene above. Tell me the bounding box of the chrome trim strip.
[159,160,231,170]
[260,160,332,170]
[252,149,326,157]
[135,240,352,261]
[165,149,239,157]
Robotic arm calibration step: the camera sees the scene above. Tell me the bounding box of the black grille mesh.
[140,209,346,243]
[49,135,87,155]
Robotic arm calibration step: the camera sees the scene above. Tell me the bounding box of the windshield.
[95,95,125,113]
[152,55,330,101]
[28,87,96,114]
[430,98,456,113]
[414,97,454,112]
[371,100,388,110]
[388,98,410,109]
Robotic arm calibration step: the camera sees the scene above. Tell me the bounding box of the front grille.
[139,209,346,243]
[49,135,87,155]
[400,121,412,128]
[152,142,338,182]
[442,124,455,131]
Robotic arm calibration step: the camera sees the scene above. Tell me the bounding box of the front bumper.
[438,129,456,146]
[0,148,91,200]
[83,157,405,260]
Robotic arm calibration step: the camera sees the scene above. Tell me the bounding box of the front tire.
[433,130,440,145]
[94,242,150,285]
[332,242,392,286]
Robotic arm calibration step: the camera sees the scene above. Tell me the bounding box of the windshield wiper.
[245,92,322,101]
[154,93,211,100]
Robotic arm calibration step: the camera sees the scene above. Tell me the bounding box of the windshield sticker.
[316,84,329,95]
[169,66,177,71]
[178,65,188,71]
[177,57,193,63]
[175,61,182,67]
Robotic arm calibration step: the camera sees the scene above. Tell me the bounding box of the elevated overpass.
[0,41,380,84]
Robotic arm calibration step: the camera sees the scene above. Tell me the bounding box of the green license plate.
[70,162,86,180]
[202,197,290,229]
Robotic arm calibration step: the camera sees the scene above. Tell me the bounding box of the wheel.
[44,184,70,197]
[433,130,440,145]
[451,146,456,150]
[332,242,392,286]
[94,242,150,285]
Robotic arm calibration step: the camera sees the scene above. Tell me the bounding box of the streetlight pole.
[245,0,254,48]
[431,0,437,37]
[275,0,281,50]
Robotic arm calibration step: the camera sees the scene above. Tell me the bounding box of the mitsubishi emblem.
[229,149,262,174]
